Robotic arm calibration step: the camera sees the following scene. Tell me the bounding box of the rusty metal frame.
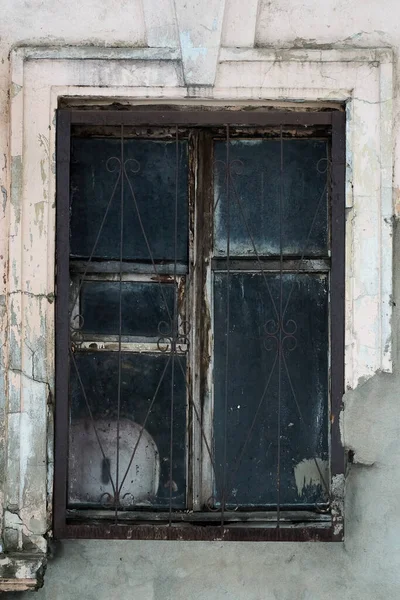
[54,108,345,541]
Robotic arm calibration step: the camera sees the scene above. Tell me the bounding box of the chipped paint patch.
[10,156,22,225]
[10,83,22,98]
[38,134,50,160]
[294,458,328,495]
[34,200,46,237]
[1,185,7,214]
[40,159,47,186]
[179,31,208,62]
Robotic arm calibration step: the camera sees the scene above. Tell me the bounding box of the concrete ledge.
[12,45,181,62]
[0,552,46,592]
[0,578,37,592]
[219,46,393,63]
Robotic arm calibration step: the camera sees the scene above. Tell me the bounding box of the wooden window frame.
[54,108,345,542]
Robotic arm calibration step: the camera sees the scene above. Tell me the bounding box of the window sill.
[61,514,341,542]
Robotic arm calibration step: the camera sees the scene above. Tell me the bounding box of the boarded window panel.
[213,273,329,507]
[68,352,187,509]
[79,281,175,337]
[214,139,328,257]
[70,138,189,261]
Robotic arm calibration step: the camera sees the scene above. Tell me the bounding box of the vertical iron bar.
[115,124,124,523]
[70,350,116,494]
[221,125,231,528]
[187,130,198,512]
[69,166,122,311]
[276,125,284,533]
[54,109,71,538]
[119,357,171,493]
[169,126,179,524]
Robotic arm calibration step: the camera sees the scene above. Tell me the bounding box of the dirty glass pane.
[68,352,186,509]
[213,272,329,507]
[79,281,175,337]
[214,139,328,257]
[70,138,188,262]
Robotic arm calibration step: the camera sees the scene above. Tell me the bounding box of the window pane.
[68,352,186,509]
[70,138,188,261]
[213,272,329,507]
[214,139,328,257]
[79,281,175,337]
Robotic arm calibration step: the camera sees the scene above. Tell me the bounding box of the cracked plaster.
[0,0,399,597]
[3,43,393,594]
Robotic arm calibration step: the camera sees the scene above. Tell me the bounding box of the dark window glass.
[213,272,329,507]
[214,139,328,257]
[79,281,175,337]
[68,352,187,509]
[70,138,189,262]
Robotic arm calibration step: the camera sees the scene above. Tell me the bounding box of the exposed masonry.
[0,40,394,591]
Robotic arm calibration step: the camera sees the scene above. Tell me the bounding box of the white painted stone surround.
[3,45,393,589]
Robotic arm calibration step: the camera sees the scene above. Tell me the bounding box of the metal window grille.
[54,109,345,541]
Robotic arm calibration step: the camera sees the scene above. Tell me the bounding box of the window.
[54,109,345,541]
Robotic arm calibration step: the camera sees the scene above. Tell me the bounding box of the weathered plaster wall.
[11,229,400,600]
[0,0,399,598]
